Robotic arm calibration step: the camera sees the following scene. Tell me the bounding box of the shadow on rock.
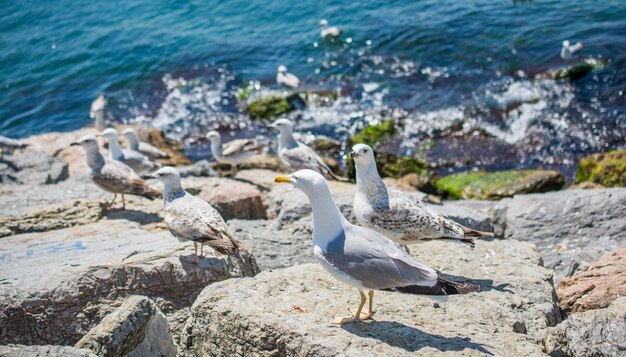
[105,209,162,225]
[178,254,224,271]
[438,272,514,294]
[342,320,493,355]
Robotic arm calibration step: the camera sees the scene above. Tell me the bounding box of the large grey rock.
[187,239,559,356]
[437,203,494,232]
[505,188,626,281]
[177,160,217,178]
[0,220,258,345]
[75,295,177,357]
[0,152,69,185]
[0,345,97,357]
[543,297,626,357]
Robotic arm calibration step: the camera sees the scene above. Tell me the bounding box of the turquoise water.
[1,0,625,173]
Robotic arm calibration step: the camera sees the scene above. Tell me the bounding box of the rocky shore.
[0,126,624,357]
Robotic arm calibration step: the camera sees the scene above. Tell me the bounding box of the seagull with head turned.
[143,166,244,262]
[561,40,584,61]
[269,118,339,180]
[351,144,493,248]
[70,135,160,208]
[205,130,266,175]
[276,65,300,88]
[274,169,478,325]
[318,19,341,39]
[99,128,160,174]
[90,94,107,131]
[122,128,169,160]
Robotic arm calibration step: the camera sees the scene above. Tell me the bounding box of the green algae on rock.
[436,169,565,200]
[347,119,396,148]
[575,150,626,187]
[246,95,294,120]
[542,58,608,81]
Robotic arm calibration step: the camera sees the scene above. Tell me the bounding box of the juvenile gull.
[275,170,478,325]
[351,144,493,247]
[318,19,341,39]
[71,135,160,208]
[561,40,584,61]
[205,130,266,175]
[143,167,243,261]
[276,65,300,88]
[270,118,339,180]
[90,94,107,130]
[100,128,160,174]
[122,128,169,159]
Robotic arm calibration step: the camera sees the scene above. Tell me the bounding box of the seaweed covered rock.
[575,149,626,187]
[246,95,294,120]
[538,58,608,81]
[435,170,565,200]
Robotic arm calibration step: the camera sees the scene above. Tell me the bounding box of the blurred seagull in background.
[318,19,341,39]
[276,65,300,88]
[0,135,28,155]
[100,128,160,174]
[561,40,584,61]
[122,128,169,160]
[90,94,107,131]
[206,130,266,175]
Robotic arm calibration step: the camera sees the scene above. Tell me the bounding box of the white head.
[206,130,221,143]
[350,143,376,168]
[270,118,294,133]
[274,169,328,197]
[562,40,570,48]
[318,19,328,27]
[100,128,120,142]
[278,65,288,73]
[142,166,181,187]
[121,128,137,137]
[71,135,99,151]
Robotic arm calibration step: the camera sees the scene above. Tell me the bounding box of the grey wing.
[323,224,438,290]
[221,139,255,157]
[282,143,333,175]
[94,161,151,194]
[138,142,168,159]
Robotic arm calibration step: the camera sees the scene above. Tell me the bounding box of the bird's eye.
[363,149,368,153]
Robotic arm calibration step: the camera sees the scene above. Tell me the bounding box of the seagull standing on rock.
[318,19,341,39]
[90,94,107,131]
[100,128,160,174]
[351,144,494,247]
[561,40,584,61]
[122,128,169,160]
[205,130,266,175]
[71,135,160,208]
[270,118,340,180]
[276,65,300,88]
[275,170,478,325]
[143,167,244,262]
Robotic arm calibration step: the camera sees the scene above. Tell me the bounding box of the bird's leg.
[350,290,374,320]
[334,290,367,325]
[121,194,126,210]
[200,242,205,257]
[230,164,238,177]
[107,194,117,209]
[193,242,199,263]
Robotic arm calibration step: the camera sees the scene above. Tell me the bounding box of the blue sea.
[1,0,625,175]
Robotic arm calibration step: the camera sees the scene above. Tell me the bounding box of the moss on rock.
[435,169,565,200]
[575,150,626,187]
[246,95,294,121]
[348,120,396,148]
[550,59,608,81]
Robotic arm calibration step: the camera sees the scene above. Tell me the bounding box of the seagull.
[274,170,478,325]
[205,130,266,175]
[143,166,244,262]
[269,118,339,180]
[99,128,160,174]
[318,19,341,39]
[90,94,107,131]
[122,128,170,160]
[276,65,300,88]
[561,40,584,61]
[351,144,493,247]
[70,135,160,208]
[0,135,28,155]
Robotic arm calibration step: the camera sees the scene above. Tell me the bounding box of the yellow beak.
[274,175,293,184]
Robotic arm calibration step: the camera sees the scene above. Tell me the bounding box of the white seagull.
[318,19,341,39]
[205,131,266,175]
[276,65,300,88]
[270,118,339,180]
[351,144,493,247]
[275,170,478,325]
[561,40,584,61]
[99,128,160,174]
[90,94,107,131]
[122,128,169,160]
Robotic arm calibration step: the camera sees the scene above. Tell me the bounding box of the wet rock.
[0,345,97,357]
[543,297,626,357]
[186,239,558,356]
[575,149,626,187]
[556,248,626,315]
[0,152,69,185]
[0,220,258,345]
[348,119,396,149]
[198,177,267,220]
[505,188,626,281]
[435,169,565,200]
[75,296,177,357]
[246,95,294,120]
[539,58,608,81]
[133,126,191,166]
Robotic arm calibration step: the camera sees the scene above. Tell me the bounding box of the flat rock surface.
[187,239,559,356]
[0,152,69,185]
[505,188,626,281]
[0,345,97,357]
[0,219,258,345]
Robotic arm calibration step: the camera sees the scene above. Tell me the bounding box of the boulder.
[198,177,267,220]
[0,345,97,357]
[177,160,217,178]
[246,95,294,120]
[23,127,97,174]
[556,248,626,314]
[0,220,259,345]
[75,296,177,357]
[0,152,69,185]
[186,239,559,356]
[237,153,284,172]
[575,149,626,187]
[436,203,494,233]
[133,126,190,166]
[435,170,565,200]
[505,188,626,281]
[543,297,626,357]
